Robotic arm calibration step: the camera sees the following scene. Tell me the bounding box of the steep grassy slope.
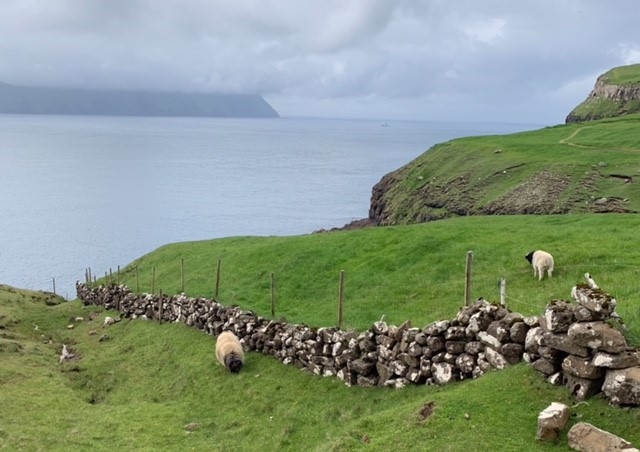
[3,213,640,450]
[370,115,640,226]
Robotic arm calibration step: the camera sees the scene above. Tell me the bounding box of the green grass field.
[4,107,640,450]
[2,213,640,451]
[113,214,640,343]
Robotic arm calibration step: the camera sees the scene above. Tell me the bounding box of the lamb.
[525,250,554,281]
[215,331,244,373]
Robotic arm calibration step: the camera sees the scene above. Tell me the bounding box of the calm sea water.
[0,114,540,298]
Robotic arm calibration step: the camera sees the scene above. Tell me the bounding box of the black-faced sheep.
[215,331,244,373]
[525,250,554,281]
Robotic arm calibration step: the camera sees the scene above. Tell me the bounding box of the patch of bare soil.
[419,401,435,421]
[480,170,571,215]
[589,196,633,213]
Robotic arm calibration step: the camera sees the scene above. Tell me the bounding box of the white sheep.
[525,250,554,281]
[215,331,244,373]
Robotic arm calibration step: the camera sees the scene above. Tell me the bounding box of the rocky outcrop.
[524,279,640,405]
[566,65,640,123]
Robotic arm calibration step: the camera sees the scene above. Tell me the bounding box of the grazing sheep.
[525,250,554,281]
[215,331,244,373]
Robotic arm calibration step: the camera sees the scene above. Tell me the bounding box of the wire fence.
[83,251,640,338]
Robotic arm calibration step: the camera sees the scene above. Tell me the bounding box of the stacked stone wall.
[75,279,640,404]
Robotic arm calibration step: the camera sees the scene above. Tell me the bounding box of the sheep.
[215,331,244,373]
[525,250,554,281]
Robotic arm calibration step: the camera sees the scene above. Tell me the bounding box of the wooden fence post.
[214,258,221,299]
[135,266,140,293]
[338,270,345,329]
[500,278,506,307]
[465,251,473,306]
[158,289,164,324]
[52,277,56,295]
[270,272,276,317]
[181,258,185,293]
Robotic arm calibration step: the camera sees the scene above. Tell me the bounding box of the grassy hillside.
[112,214,640,342]
[601,63,640,85]
[370,114,640,226]
[2,214,640,450]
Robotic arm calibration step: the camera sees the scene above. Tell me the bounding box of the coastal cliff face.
[368,164,581,227]
[365,64,640,228]
[566,64,640,123]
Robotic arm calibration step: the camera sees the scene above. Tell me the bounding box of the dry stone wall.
[75,279,640,404]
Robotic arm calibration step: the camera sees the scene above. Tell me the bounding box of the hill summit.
[0,82,279,118]
[566,63,640,123]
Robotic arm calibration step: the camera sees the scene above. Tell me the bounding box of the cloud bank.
[1,0,639,124]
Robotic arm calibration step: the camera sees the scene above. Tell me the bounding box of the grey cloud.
[0,0,638,124]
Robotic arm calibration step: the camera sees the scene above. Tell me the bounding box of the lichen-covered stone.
[536,402,570,442]
[542,332,590,358]
[593,351,640,369]
[562,355,603,380]
[568,321,627,354]
[603,367,640,405]
[431,362,456,385]
[567,422,639,452]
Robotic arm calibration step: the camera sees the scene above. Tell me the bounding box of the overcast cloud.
[1,0,639,124]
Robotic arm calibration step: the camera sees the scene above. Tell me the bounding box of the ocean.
[0,114,540,298]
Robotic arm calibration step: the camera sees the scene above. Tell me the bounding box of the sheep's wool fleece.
[528,250,554,280]
[216,331,244,372]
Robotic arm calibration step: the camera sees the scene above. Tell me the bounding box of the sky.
[1,0,639,125]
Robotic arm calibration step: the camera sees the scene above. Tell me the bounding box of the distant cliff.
[364,64,640,228]
[0,82,279,118]
[566,64,640,123]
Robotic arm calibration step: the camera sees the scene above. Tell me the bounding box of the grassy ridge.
[373,115,640,225]
[2,213,640,450]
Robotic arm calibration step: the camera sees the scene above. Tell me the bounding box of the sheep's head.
[225,353,243,373]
